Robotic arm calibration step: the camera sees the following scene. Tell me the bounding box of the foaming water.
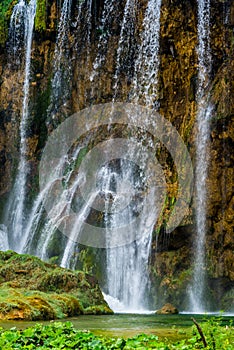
[103,293,155,314]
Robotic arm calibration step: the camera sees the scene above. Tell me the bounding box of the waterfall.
[47,0,72,120]
[189,0,212,312]
[103,0,162,312]
[102,144,152,312]
[19,1,92,259]
[11,0,163,313]
[103,160,157,312]
[0,225,9,251]
[90,0,116,83]
[4,0,37,252]
[60,191,98,268]
[112,0,137,99]
[48,0,93,119]
[130,0,162,108]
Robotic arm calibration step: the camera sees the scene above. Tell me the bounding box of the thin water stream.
[188,0,212,312]
[4,0,37,252]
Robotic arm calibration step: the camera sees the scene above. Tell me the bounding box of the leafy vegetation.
[0,251,112,320]
[0,0,48,46]
[0,0,15,46]
[35,0,47,32]
[0,318,233,349]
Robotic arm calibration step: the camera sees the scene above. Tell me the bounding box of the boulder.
[156,303,179,315]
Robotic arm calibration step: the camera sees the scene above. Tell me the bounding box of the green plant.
[189,317,234,350]
[0,318,232,349]
[35,0,47,32]
[0,0,16,46]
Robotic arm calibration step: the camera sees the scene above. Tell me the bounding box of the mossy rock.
[0,288,83,320]
[156,303,179,315]
[84,305,114,315]
[0,251,113,320]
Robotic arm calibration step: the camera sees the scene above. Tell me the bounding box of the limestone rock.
[156,303,179,315]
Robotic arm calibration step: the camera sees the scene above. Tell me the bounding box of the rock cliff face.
[0,0,233,310]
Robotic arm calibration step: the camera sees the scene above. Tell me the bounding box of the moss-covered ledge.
[0,250,113,320]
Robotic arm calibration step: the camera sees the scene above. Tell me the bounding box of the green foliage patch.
[0,0,48,46]
[0,318,233,349]
[0,251,112,320]
[35,0,47,32]
[0,0,16,46]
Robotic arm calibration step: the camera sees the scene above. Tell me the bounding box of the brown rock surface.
[156,303,179,315]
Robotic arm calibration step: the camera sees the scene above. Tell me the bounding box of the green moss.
[37,269,81,292]
[0,0,48,46]
[0,250,113,320]
[84,305,114,315]
[35,0,47,32]
[0,0,16,46]
[0,287,84,320]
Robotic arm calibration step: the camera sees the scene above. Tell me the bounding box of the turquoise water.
[0,314,233,339]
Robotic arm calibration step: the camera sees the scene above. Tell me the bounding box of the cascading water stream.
[4,0,37,252]
[20,1,93,260]
[130,0,162,108]
[47,0,72,119]
[0,225,9,251]
[48,0,93,119]
[103,159,157,311]
[103,0,162,312]
[188,0,212,312]
[112,0,136,99]
[22,145,84,263]
[90,0,116,83]
[60,191,98,268]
